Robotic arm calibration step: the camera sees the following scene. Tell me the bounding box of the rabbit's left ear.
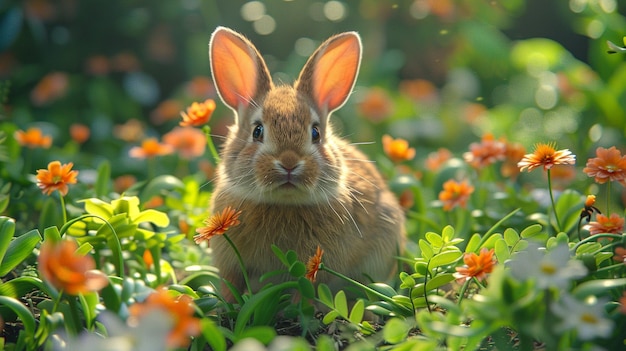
[296,32,362,116]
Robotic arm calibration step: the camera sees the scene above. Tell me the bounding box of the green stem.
[59,193,67,224]
[457,278,471,305]
[571,233,624,252]
[203,125,221,164]
[223,234,252,295]
[547,169,562,233]
[477,208,520,248]
[606,181,612,217]
[66,294,83,335]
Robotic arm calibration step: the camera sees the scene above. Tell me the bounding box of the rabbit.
[207,26,405,300]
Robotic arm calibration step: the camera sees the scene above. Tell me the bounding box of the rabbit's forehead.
[260,87,319,126]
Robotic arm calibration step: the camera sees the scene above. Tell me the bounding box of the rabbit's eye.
[312,125,321,143]
[252,124,264,142]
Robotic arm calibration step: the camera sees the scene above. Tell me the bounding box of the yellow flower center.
[581,313,598,324]
[540,263,556,275]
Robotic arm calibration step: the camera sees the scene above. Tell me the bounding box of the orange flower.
[150,99,183,124]
[588,213,624,235]
[585,194,597,207]
[453,248,496,283]
[14,127,53,148]
[180,99,216,127]
[112,51,141,72]
[36,161,79,196]
[580,194,601,224]
[398,79,437,102]
[501,141,526,178]
[163,127,206,159]
[38,239,108,295]
[613,247,626,263]
[69,123,90,144]
[143,249,154,269]
[129,138,173,159]
[305,246,324,283]
[85,55,110,76]
[128,287,201,349]
[463,133,506,169]
[113,174,136,193]
[357,87,394,122]
[438,179,474,211]
[382,134,416,163]
[583,146,626,185]
[517,142,576,172]
[194,207,242,244]
[398,189,414,210]
[113,118,145,142]
[620,291,626,315]
[425,148,452,172]
[30,71,69,106]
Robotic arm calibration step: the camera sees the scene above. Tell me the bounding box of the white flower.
[508,242,588,289]
[552,294,614,340]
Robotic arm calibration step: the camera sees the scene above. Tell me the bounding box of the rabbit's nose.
[277,150,300,171]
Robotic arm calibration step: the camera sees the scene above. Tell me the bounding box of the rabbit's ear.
[209,27,272,117]
[296,32,361,115]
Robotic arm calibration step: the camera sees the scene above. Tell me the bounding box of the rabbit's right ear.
[209,27,272,117]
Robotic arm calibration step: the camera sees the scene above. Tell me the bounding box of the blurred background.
[1,0,625,180]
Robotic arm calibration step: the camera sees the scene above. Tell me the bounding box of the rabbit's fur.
[208,27,405,298]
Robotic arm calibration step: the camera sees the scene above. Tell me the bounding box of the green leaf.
[399,271,416,289]
[494,238,510,263]
[365,283,397,299]
[235,326,277,344]
[466,233,481,253]
[81,198,114,220]
[95,160,111,197]
[425,232,443,248]
[288,261,305,277]
[318,284,334,308]
[132,209,170,227]
[297,276,315,299]
[348,299,365,325]
[271,245,289,267]
[43,226,62,243]
[383,318,411,344]
[441,225,455,243]
[234,281,298,335]
[201,319,227,351]
[419,239,433,260]
[503,228,519,247]
[428,250,462,272]
[0,296,36,342]
[322,310,340,324]
[573,278,626,299]
[0,217,15,263]
[425,273,455,291]
[334,290,348,318]
[520,223,543,238]
[140,175,185,202]
[0,229,41,277]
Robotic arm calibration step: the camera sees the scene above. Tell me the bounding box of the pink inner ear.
[312,35,361,112]
[211,30,258,109]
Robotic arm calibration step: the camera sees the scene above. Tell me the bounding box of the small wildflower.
[463,133,506,169]
[186,76,215,97]
[583,146,626,186]
[194,207,242,244]
[14,127,53,149]
[382,134,416,163]
[398,189,414,210]
[179,99,216,127]
[552,294,613,340]
[357,87,393,122]
[143,249,154,269]
[438,179,474,211]
[517,142,576,172]
[151,99,183,124]
[425,148,452,172]
[69,123,90,144]
[163,127,206,159]
[30,71,69,106]
[113,174,136,193]
[454,248,495,283]
[36,161,79,196]
[501,141,526,178]
[305,246,324,283]
[587,213,624,235]
[398,79,437,102]
[613,247,626,263]
[113,118,145,142]
[128,287,201,349]
[38,239,108,295]
[129,138,174,159]
[508,243,587,290]
[85,55,110,76]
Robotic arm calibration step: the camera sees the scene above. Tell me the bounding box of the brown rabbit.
[208,27,405,299]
